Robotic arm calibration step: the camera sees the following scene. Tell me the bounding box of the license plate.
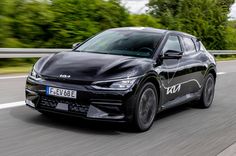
[46,86,77,99]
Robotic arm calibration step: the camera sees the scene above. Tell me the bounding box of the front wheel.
[132,82,158,132]
[198,73,215,108]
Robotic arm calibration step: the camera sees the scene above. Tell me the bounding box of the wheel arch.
[209,69,217,81]
[138,72,162,108]
[206,65,217,81]
[125,72,162,122]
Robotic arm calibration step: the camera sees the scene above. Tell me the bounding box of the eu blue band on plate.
[46,86,49,95]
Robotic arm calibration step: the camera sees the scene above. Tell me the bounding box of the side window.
[200,42,207,51]
[162,36,182,53]
[183,37,196,53]
[192,38,200,51]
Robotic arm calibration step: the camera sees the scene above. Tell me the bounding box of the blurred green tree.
[0,0,130,48]
[226,20,236,49]
[0,0,54,48]
[0,0,235,50]
[148,0,234,50]
[48,0,130,48]
[14,0,54,48]
[0,0,20,47]
[129,14,163,28]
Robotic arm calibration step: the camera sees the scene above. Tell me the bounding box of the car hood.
[35,51,154,82]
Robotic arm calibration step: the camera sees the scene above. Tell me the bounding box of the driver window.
[163,36,182,53]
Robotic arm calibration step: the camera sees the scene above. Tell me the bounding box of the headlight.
[31,69,37,77]
[30,67,41,80]
[92,78,137,91]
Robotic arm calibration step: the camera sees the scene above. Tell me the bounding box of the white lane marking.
[217,142,236,156]
[0,75,27,80]
[217,72,226,75]
[0,101,25,110]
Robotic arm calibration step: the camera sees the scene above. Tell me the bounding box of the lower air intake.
[39,96,89,115]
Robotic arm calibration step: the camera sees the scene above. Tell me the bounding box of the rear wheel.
[132,82,158,132]
[198,73,215,108]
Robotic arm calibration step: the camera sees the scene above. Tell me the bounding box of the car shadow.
[10,103,199,135]
[156,103,197,121]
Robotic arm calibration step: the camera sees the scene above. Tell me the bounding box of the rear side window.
[192,38,207,52]
[192,38,200,51]
[163,36,182,53]
[200,42,207,51]
[183,37,196,53]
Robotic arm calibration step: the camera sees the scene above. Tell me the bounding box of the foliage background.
[0,0,235,50]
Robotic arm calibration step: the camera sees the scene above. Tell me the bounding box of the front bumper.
[25,77,137,122]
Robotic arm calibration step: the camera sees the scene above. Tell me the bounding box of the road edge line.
[0,101,25,110]
[0,75,27,80]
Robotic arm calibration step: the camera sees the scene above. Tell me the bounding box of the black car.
[26,27,216,131]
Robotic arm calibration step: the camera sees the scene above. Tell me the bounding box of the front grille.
[40,96,58,108]
[39,96,89,115]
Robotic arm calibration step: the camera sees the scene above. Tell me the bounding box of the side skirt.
[159,91,201,111]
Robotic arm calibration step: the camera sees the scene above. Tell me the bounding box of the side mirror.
[161,50,183,59]
[72,42,81,49]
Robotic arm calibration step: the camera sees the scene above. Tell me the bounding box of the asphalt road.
[0,61,236,156]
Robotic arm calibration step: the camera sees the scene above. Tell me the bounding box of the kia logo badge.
[59,74,71,78]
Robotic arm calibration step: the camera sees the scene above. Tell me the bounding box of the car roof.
[109,27,196,38]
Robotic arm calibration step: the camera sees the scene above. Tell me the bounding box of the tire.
[198,73,215,108]
[132,82,158,132]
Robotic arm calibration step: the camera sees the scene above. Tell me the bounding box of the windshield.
[75,30,163,58]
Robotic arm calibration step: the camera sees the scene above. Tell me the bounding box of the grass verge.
[0,58,37,75]
[215,55,236,61]
[0,65,32,75]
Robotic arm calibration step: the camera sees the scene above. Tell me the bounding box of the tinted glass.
[200,42,207,51]
[75,30,163,58]
[192,38,200,51]
[183,37,196,53]
[162,36,181,53]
